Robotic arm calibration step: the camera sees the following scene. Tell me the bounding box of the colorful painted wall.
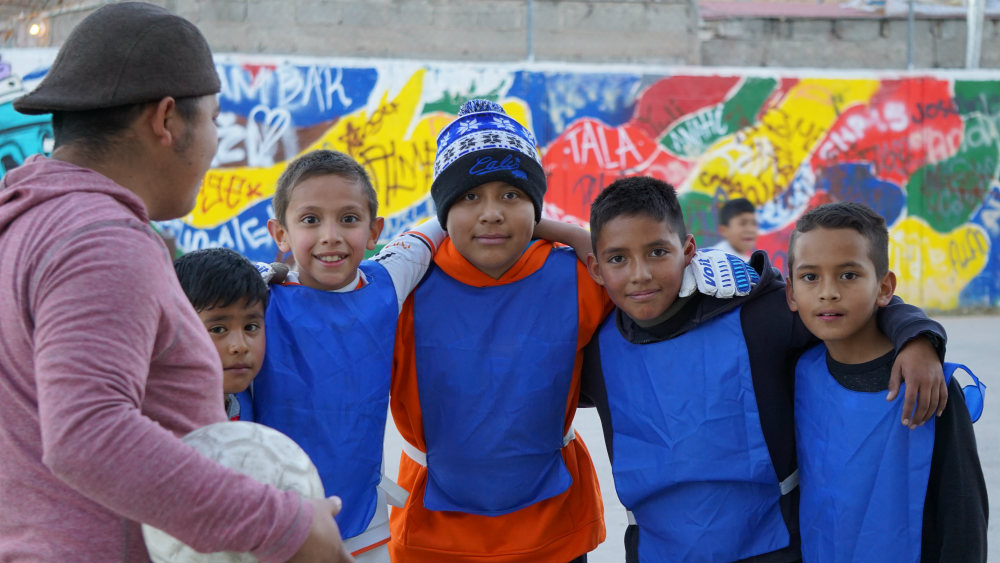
[2,51,998,310]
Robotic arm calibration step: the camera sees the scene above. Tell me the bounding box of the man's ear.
[876,270,897,307]
[586,253,605,287]
[367,216,385,251]
[147,97,181,148]
[267,218,292,253]
[785,277,799,312]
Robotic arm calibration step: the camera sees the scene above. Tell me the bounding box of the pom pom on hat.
[457,99,505,116]
[431,99,546,227]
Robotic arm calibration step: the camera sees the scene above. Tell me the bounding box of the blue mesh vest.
[598,307,790,562]
[412,248,578,515]
[251,261,396,539]
[795,344,949,563]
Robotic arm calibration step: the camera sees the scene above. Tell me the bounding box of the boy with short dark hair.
[786,201,987,563]
[581,176,948,563]
[254,148,445,562]
[174,247,268,421]
[713,197,758,261]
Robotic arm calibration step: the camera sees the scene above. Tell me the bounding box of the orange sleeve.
[565,260,614,427]
[390,294,423,452]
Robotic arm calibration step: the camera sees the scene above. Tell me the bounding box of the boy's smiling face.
[446,181,535,279]
[786,226,895,363]
[267,173,383,291]
[588,213,696,322]
[198,299,266,394]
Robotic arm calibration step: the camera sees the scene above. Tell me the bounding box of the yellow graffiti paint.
[187,69,436,228]
[684,78,881,205]
[188,164,285,228]
[890,216,989,309]
[308,69,435,217]
[187,69,534,230]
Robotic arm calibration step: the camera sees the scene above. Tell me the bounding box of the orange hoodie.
[389,239,613,563]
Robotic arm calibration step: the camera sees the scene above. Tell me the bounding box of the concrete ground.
[384,314,999,563]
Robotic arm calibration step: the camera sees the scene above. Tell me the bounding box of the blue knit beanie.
[431,99,546,227]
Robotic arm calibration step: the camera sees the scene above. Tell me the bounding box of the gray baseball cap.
[14,2,220,115]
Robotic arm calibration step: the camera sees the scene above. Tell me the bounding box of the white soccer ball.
[142,421,325,563]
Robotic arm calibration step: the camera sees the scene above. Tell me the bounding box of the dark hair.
[590,176,687,250]
[788,201,889,277]
[718,198,755,226]
[272,149,377,226]
[174,247,269,312]
[52,96,202,158]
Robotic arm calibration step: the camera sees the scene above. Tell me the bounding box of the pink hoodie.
[0,156,311,563]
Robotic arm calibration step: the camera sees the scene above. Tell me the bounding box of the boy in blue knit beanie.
[388,100,760,563]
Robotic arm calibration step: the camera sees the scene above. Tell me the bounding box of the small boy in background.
[174,247,268,421]
[786,201,987,563]
[580,177,948,563]
[254,149,445,562]
[713,197,758,261]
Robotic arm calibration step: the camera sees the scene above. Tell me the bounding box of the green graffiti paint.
[661,77,777,158]
[908,114,999,233]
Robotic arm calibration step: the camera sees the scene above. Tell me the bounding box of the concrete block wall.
[7,0,698,64]
[4,1,999,70]
[701,15,1000,69]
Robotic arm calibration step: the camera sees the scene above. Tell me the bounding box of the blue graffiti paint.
[961,185,1000,307]
[217,62,378,127]
[507,71,639,147]
[816,163,905,225]
[758,164,816,232]
[162,198,278,264]
[382,197,435,241]
[0,75,53,174]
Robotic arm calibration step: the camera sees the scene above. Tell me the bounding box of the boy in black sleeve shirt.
[579,177,949,563]
[786,201,987,563]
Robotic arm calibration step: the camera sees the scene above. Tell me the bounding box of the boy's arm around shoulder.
[371,217,448,312]
[921,377,988,563]
[534,218,592,262]
[877,296,949,428]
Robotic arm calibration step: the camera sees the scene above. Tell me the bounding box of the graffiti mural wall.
[2,50,998,310]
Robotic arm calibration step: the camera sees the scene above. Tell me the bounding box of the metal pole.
[967,0,985,68]
[527,0,535,62]
[907,0,915,69]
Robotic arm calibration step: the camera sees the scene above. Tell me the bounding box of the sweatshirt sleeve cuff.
[252,495,313,563]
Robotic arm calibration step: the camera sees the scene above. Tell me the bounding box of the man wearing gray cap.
[0,3,351,562]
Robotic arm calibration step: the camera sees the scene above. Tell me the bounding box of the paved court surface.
[384,314,999,563]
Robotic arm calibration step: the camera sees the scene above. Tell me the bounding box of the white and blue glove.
[254,261,290,285]
[679,249,759,298]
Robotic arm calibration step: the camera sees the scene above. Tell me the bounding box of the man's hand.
[888,337,949,429]
[287,496,354,563]
[254,262,290,285]
[680,249,759,298]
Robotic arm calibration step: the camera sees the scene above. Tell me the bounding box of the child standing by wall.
[786,201,987,563]
[712,197,758,261]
